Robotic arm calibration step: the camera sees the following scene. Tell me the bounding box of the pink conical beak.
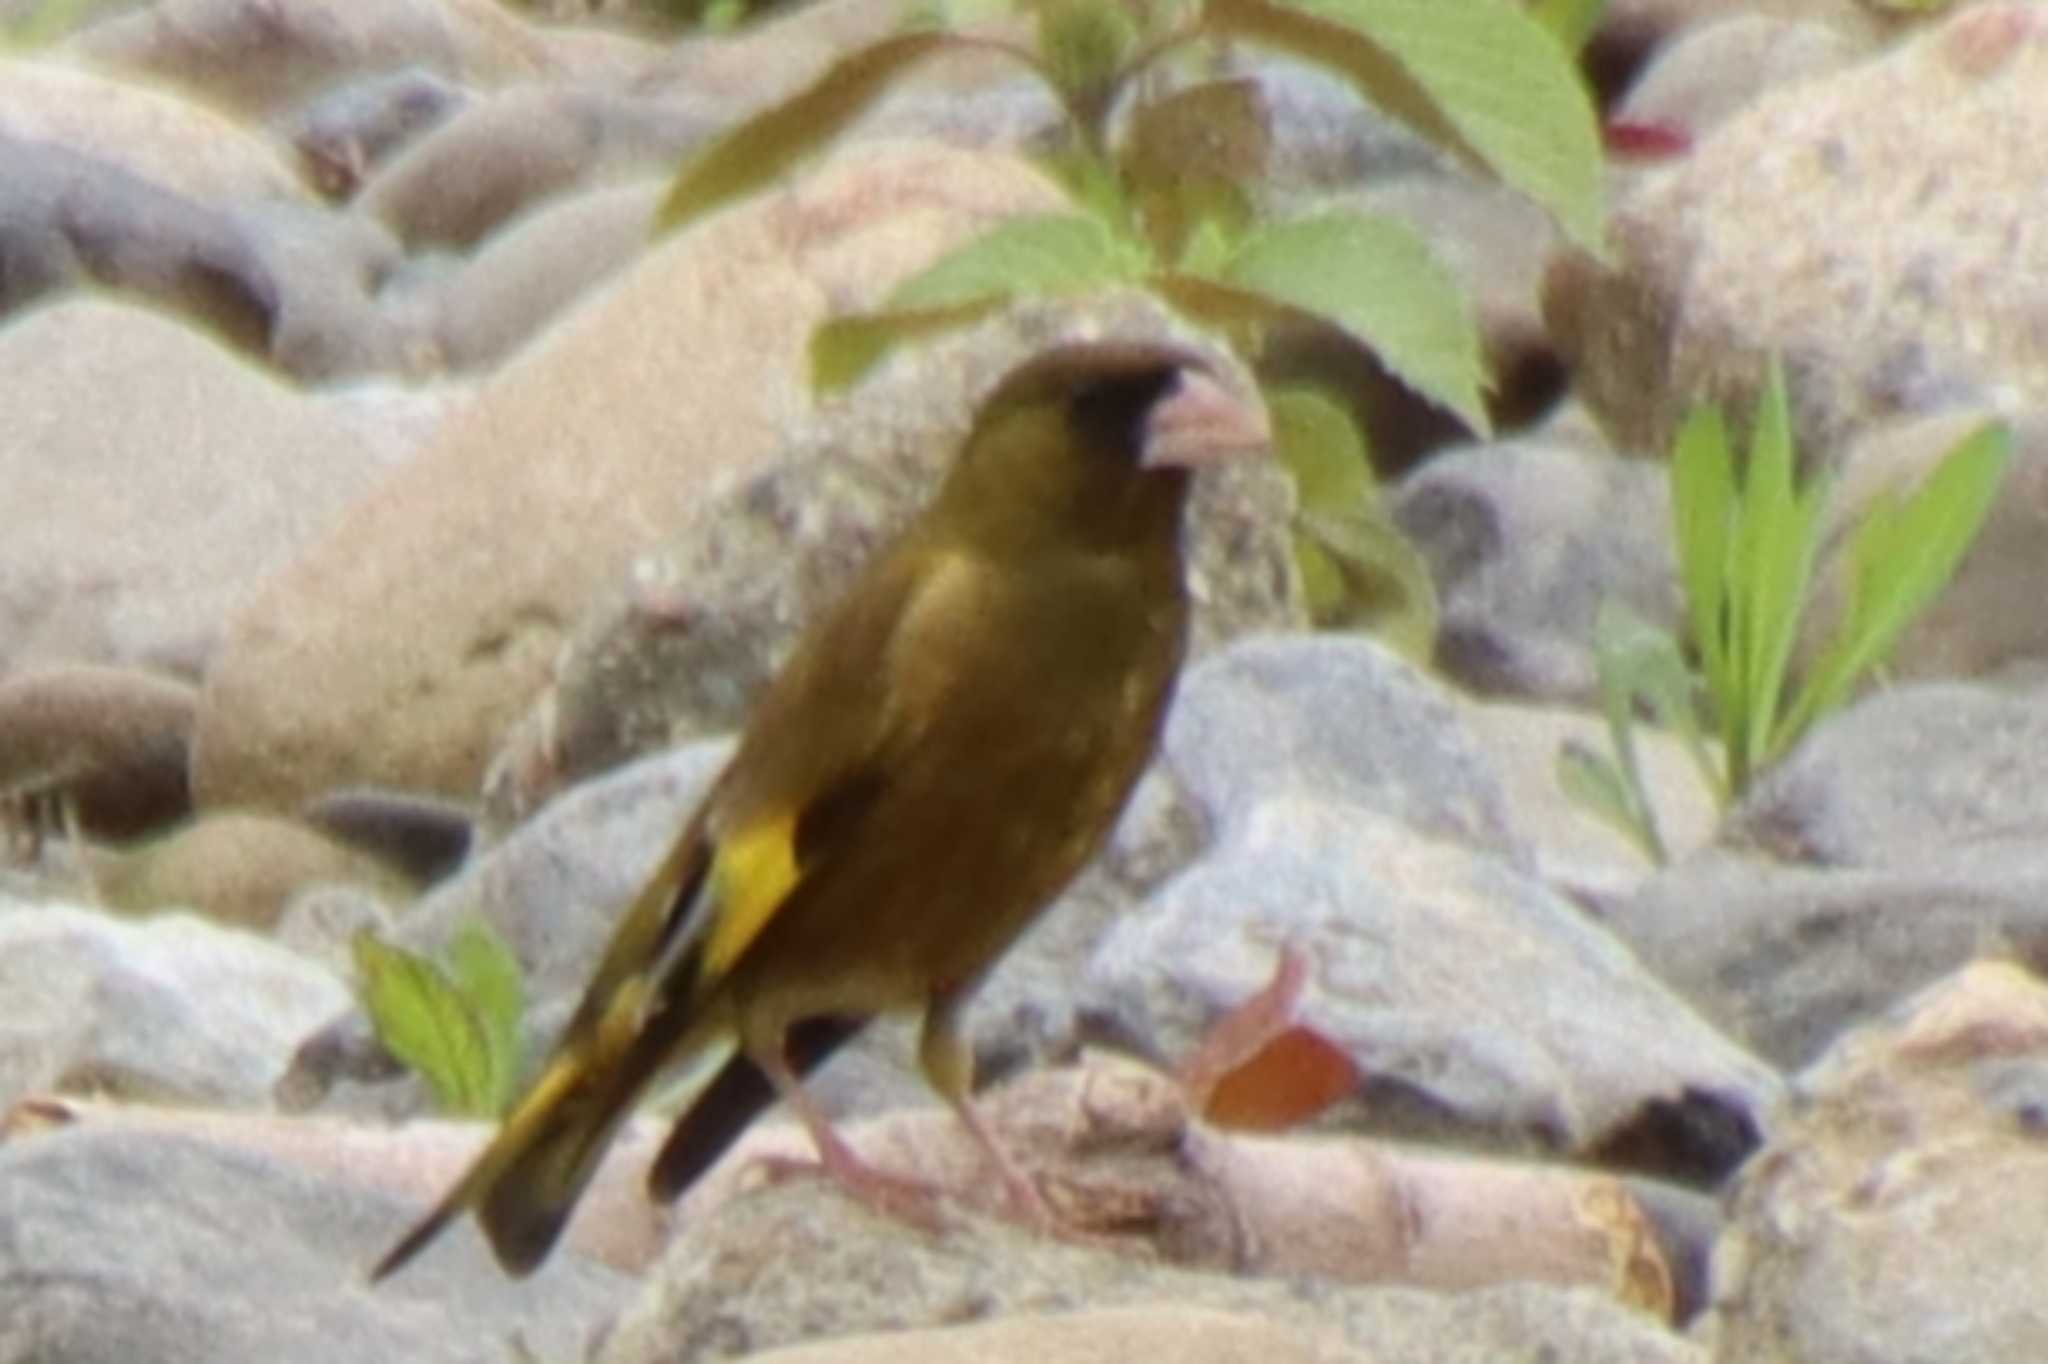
[1142,369,1273,470]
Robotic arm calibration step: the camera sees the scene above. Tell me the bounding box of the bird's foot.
[750,1142,951,1234]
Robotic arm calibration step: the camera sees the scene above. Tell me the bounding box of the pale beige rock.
[0,57,308,204]
[0,299,424,676]
[1550,3,2048,457]
[742,1309,1366,1364]
[1701,959,2048,1362]
[192,140,1070,811]
[92,811,417,929]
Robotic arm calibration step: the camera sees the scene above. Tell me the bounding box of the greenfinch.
[371,337,1270,1279]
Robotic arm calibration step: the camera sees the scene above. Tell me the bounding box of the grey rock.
[412,742,730,1004]
[274,64,473,200]
[228,196,423,380]
[1724,680,2048,868]
[1392,436,1680,702]
[358,84,710,249]
[0,298,429,677]
[1611,841,2048,1068]
[0,131,276,355]
[0,1123,628,1364]
[429,176,664,373]
[0,900,351,1111]
[1090,636,1778,1157]
[59,0,486,118]
[1158,634,1524,857]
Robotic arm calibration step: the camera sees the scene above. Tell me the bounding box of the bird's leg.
[746,1030,948,1232]
[919,987,1055,1229]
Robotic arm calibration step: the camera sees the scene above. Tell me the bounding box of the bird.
[369,336,1271,1280]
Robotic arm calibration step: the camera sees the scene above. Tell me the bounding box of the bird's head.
[943,339,1272,554]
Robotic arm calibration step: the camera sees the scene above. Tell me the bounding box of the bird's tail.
[370,1016,724,1281]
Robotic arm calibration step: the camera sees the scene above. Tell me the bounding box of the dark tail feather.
[647,1015,866,1201]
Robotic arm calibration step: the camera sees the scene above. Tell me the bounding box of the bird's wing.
[668,542,985,986]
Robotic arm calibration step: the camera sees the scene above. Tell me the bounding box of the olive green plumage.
[371,339,1268,1279]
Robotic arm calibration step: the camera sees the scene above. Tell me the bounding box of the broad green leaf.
[808,213,1144,389]
[1557,740,1663,863]
[1036,0,1138,109]
[1179,217,1236,276]
[1669,402,1735,709]
[1221,211,1489,434]
[1037,142,1140,240]
[1296,506,1438,655]
[1267,387,1433,649]
[1780,421,2010,751]
[354,931,492,1117]
[656,31,1038,233]
[447,920,526,1115]
[1151,269,1300,359]
[1268,386,1373,512]
[1207,0,1604,251]
[1531,0,1609,54]
[893,211,1144,308]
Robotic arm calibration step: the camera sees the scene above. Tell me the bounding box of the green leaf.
[1035,0,1138,109]
[893,211,1145,308]
[1296,505,1438,655]
[1037,142,1141,240]
[1780,421,2011,754]
[1531,0,1609,54]
[1220,211,1489,434]
[353,931,493,1117]
[1267,386,1434,647]
[1669,401,1735,711]
[1268,385,1373,512]
[1727,361,1826,785]
[656,31,1039,233]
[1205,0,1604,251]
[807,212,1145,390]
[1557,740,1663,864]
[447,920,526,1115]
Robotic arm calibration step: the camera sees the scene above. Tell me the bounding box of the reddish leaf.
[1604,118,1691,161]
[1203,1025,1361,1132]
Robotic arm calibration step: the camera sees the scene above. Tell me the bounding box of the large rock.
[1699,960,2048,1363]
[0,901,352,1111]
[0,299,434,676]
[596,1179,1703,1364]
[0,1119,628,1364]
[1549,3,2048,458]
[192,139,1075,812]
[1088,636,1780,1168]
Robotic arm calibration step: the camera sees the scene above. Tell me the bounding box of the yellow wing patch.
[702,809,801,977]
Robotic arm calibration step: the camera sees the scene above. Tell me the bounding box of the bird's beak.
[1141,369,1273,471]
